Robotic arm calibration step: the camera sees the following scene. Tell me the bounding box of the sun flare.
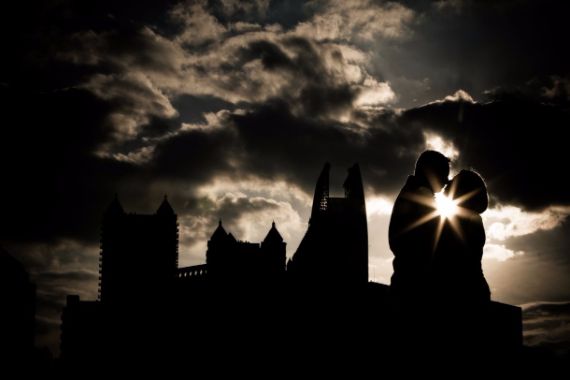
[434,192,458,219]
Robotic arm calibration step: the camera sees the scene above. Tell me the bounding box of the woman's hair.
[446,169,488,213]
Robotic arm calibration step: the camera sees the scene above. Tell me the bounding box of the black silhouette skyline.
[2,0,570,368]
[58,161,522,367]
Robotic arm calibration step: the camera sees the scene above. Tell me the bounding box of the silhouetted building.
[60,163,524,367]
[62,195,289,362]
[0,246,36,361]
[288,163,368,287]
[98,195,178,305]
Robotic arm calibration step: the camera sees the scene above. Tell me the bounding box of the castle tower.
[206,220,236,281]
[98,195,179,304]
[288,163,368,288]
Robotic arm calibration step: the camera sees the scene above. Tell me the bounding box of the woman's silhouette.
[432,169,491,305]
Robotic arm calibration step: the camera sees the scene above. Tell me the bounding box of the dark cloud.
[151,125,237,180]
[0,86,138,243]
[148,83,570,212]
[0,0,180,89]
[401,93,570,210]
[484,76,570,107]
[239,36,374,117]
[369,0,570,107]
[231,102,424,193]
[240,40,295,71]
[142,98,425,199]
[523,301,570,357]
[172,94,236,124]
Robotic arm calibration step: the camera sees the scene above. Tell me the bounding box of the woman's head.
[446,170,488,214]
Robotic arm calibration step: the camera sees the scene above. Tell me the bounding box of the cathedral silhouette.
[59,163,523,366]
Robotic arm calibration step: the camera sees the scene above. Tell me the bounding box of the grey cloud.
[215,0,271,19]
[55,26,184,77]
[84,72,178,144]
[49,1,397,159]
[294,0,415,42]
[523,302,570,357]
[170,1,227,46]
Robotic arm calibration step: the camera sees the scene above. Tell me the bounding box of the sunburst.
[400,179,481,252]
[434,192,458,219]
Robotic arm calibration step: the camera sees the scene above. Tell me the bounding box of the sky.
[1,0,570,354]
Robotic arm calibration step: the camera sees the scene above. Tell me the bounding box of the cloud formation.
[44,0,409,160]
[294,0,415,42]
[523,301,570,357]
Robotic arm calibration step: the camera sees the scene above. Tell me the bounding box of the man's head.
[414,150,450,193]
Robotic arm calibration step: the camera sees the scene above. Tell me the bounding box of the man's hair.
[415,150,450,180]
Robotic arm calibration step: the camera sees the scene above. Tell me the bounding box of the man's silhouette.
[389,150,450,304]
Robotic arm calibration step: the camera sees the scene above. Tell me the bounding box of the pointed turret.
[156,195,175,216]
[210,220,228,241]
[104,194,125,219]
[263,221,283,243]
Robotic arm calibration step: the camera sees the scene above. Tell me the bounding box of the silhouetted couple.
[389,150,490,308]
